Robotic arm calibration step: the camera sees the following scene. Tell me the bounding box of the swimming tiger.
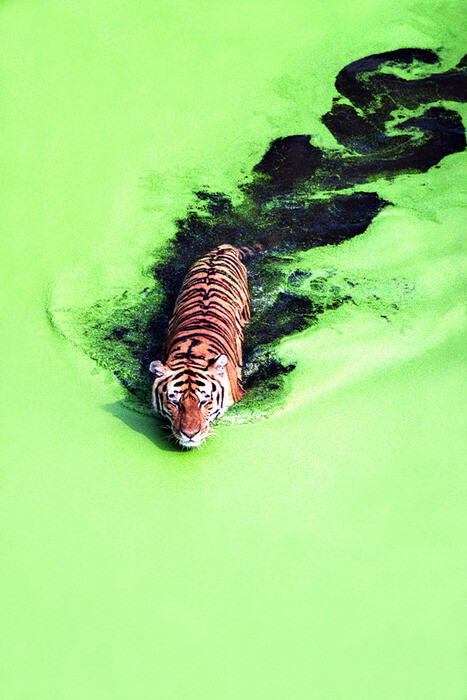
[149,243,261,448]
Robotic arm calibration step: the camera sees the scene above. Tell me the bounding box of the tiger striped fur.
[150,243,261,448]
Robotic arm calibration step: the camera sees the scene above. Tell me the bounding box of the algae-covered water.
[1,1,466,698]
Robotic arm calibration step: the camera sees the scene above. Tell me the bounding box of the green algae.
[49,48,467,421]
[48,46,466,428]
[3,2,467,698]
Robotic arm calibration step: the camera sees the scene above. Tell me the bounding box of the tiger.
[149,243,261,448]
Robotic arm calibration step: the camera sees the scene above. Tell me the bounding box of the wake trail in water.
[48,47,467,421]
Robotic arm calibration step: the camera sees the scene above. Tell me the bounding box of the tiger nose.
[180,429,200,439]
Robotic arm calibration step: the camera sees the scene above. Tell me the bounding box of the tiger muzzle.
[177,396,203,440]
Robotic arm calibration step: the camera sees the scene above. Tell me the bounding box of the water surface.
[1,1,466,698]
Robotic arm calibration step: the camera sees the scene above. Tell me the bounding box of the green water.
[1,1,466,698]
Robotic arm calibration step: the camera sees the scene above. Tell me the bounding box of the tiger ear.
[209,354,228,377]
[149,360,167,377]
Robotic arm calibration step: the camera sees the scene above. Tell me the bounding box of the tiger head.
[149,354,233,448]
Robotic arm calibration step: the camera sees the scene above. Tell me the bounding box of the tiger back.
[149,243,257,448]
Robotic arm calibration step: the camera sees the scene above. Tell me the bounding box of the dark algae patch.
[52,48,467,422]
